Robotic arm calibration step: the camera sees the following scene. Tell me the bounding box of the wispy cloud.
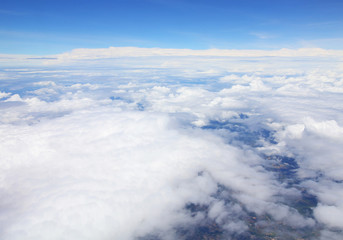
[299,38,343,49]
[0,9,25,16]
[250,32,275,39]
[305,20,343,28]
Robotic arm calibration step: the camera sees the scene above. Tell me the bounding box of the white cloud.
[0,106,290,239]
[53,47,343,60]
[4,94,22,102]
[1,47,343,239]
[315,205,343,229]
[2,47,343,67]
[0,91,11,99]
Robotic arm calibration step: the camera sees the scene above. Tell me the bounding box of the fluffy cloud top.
[1,47,343,239]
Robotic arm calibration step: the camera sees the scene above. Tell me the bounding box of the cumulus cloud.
[1,47,343,239]
[0,104,295,239]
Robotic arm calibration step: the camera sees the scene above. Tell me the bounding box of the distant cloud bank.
[1,46,343,66]
[57,47,343,58]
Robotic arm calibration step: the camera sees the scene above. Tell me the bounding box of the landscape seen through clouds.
[1,48,343,239]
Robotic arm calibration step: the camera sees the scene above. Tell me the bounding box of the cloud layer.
[1,47,343,239]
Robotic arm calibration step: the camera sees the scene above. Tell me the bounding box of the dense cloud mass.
[1,48,343,239]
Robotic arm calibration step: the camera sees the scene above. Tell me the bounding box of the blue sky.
[1,0,343,55]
